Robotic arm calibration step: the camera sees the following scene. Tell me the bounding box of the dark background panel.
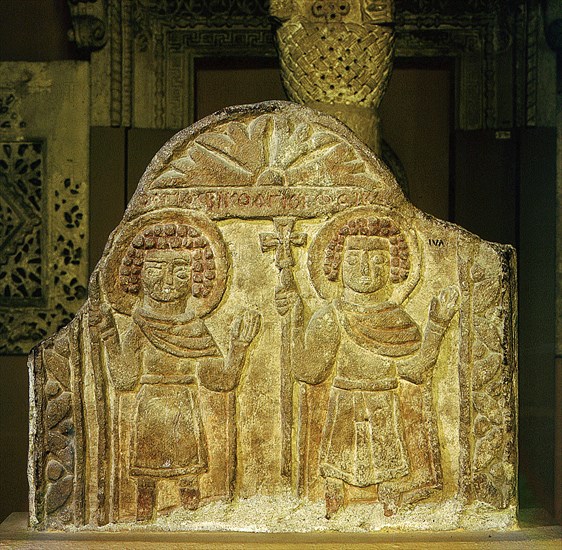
[517,127,557,513]
[195,56,287,121]
[0,0,84,61]
[0,356,29,523]
[127,129,180,201]
[89,128,128,272]
[380,61,453,222]
[453,130,517,246]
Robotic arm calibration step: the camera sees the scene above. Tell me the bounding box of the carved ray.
[193,141,254,177]
[284,140,340,170]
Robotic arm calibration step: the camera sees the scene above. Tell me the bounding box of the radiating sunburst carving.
[151,113,375,189]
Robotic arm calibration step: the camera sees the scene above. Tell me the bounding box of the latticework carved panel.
[0,62,89,355]
[0,141,43,304]
[0,169,88,353]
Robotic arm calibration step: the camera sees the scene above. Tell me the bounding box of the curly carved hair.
[323,217,410,284]
[119,223,216,298]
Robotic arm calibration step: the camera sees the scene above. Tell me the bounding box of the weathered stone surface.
[29,101,517,531]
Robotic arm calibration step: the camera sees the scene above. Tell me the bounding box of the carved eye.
[345,252,358,265]
[145,266,161,276]
[174,268,189,280]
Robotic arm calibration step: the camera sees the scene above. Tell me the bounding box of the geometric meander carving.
[29,102,517,532]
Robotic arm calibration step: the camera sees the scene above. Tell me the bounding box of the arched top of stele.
[126,100,406,216]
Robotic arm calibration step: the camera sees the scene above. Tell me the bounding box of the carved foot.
[383,500,397,517]
[378,478,442,515]
[378,483,400,517]
[136,478,156,521]
[324,477,344,519]
[401,484,440,506]
[180,477,201,511]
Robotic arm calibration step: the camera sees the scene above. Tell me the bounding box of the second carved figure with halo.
[276,212,459,517]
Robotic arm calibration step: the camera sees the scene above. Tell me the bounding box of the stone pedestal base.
[1,513,561,549]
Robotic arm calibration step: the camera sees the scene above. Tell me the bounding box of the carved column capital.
[272,0,395,155]
[67,0,108,51]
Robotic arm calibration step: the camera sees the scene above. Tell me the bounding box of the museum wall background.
[0,0,559,526]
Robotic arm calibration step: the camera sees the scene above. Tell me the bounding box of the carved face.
[341,236,389,294]
[141,249,191,303]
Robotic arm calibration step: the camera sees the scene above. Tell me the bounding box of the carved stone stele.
[29,102,517,532]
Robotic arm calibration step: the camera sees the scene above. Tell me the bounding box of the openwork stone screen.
[0,63,89,354]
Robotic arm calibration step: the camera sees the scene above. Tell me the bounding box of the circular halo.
[307,206,420,302]
[99,208,229,317]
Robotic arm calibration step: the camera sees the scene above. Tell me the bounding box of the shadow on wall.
[0,356,29,522]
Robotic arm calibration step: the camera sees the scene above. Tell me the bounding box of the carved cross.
[260,217,307,485]
[259,217,307,283]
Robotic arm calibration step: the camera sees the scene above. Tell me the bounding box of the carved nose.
[360,251,370,276]
[163,266,174,285]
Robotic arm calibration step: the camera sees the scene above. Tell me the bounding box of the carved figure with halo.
[276,208,459,517]
[90,210,260,521]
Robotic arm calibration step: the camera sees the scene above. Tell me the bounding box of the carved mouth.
[149,288,181,302]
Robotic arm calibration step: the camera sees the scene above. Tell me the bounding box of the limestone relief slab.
[29,101,517,531]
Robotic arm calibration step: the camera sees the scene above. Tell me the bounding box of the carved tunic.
[318,300,422,486]
[132,382,208,477]
[127,309,222,478]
